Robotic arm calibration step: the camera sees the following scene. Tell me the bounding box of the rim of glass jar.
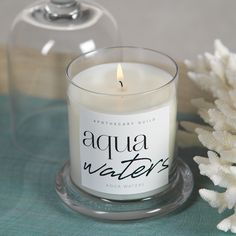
[66,46,178,97]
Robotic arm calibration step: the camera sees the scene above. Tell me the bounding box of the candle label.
[79,105,170,196]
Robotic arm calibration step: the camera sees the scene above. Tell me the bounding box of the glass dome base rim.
[55,158,194,220]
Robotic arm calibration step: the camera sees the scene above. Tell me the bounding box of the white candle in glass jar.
[68,62,177,200]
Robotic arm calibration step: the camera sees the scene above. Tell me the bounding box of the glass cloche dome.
[7,0,119,160]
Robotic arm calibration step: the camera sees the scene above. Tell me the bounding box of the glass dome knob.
[45,0,81,20]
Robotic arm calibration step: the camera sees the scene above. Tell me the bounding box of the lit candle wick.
[117,63,124,89]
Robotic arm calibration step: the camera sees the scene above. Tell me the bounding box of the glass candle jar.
[56,47,193,220]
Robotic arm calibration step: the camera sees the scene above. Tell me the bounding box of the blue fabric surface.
[0,95,232,236]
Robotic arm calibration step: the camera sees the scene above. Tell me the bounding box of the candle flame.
[117,63,124,87]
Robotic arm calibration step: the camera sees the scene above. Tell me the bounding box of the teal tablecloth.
[0,95,232,236]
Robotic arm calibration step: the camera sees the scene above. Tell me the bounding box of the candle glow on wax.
[70,63,174,96]
[117,63,124,88]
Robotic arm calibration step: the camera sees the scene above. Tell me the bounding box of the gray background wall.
[1,0,236,60]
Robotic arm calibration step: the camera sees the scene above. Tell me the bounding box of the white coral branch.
[191,98,215,125]
[215,99,236,119]
[180,121,212,132]
[185,40,236,233]
[194,151,234,188]
[217,213,236,233]
[177,130,201,148]
[177,121,210,148]
[199,189,227,213]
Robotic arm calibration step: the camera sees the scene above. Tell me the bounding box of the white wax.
[71,63,171,95]
[68,62,177,200]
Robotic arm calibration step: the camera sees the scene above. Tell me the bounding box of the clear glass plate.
[55,158,193,220]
